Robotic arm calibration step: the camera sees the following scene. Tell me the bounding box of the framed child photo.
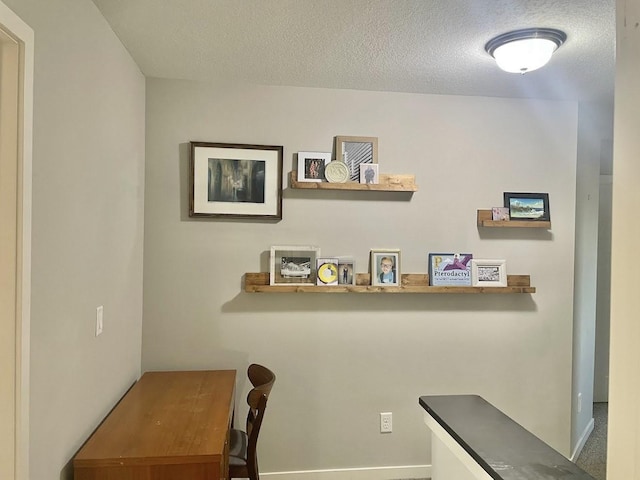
[504,192,550,221]
[471,259,507,287]
[337,257,356,286]
[297,152,331,182]
[270,245,320,286]
[370,249,400,287]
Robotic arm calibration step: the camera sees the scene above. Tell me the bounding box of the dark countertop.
[419,395,594,480]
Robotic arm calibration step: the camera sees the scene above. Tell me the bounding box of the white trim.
[262,465,431,480]
[570,417,595,462]
[0,2,33,480]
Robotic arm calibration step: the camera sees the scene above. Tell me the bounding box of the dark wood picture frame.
[503,192,550,222]
[190,141,283,219]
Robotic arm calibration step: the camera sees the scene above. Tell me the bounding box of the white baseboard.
[570,417,595,461]
[262,465,431,480]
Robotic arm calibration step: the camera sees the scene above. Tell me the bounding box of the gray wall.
[144,78,579,472]
[2,0,146,479]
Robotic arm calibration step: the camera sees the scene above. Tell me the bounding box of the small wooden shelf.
[289,171,418,192]
[477,209,551,229]
[244,272,535,294]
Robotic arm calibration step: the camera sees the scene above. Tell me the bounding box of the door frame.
[0,2,33,479]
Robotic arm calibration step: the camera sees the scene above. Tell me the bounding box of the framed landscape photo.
[370,249,400,287]
[190,142,283,219]
[270,245,320,286]
[471,259,507,287]
[297,151,331,182]
[335,135,378,181]
[503,192,550,221]
[428,253,473,286]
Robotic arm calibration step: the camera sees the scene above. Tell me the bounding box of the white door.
[0,2,33,479]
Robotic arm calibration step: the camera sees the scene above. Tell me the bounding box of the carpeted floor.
[576,402,608,480]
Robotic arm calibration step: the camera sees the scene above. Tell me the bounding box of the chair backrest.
[245,364,276,447]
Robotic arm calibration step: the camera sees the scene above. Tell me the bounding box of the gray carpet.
[576,402,608,480]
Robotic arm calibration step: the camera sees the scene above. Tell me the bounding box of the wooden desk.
[74,370,236,480]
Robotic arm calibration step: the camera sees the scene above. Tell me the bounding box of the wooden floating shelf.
[477,209,551,229]
[244,272,535,294]
[289,171,418,192]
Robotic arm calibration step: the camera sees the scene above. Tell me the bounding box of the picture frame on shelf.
[491,207,510,221]
[190,142,283,219]
[370,249,400,287]
[337,257,356,285]
[471,259,507,287]
[360,163,379,184]
[270,245,320,286]
[428,253,473,286]
[503,192,550,221]
[334,135,378,181]
[316,257,339,286]
[297,151,331,182]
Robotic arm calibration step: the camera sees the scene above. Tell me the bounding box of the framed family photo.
[471,259,507,287]
[270,245,320,286]
[297,151,331,182]
[503,192,550,221]
[370,249,400,287]
[190,142,283,219]
[335,135,378,181]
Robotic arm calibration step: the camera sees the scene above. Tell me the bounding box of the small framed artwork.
[337,257,356,285]
[335,135,378,181]
[297,152,331,182]
[370,249,401,287]
[190,142,283,219]
[471,259,507,287]
[503,192,550,221]
[360,163,379,184]
[428,253,473,286]
[270,245,320,286]
[316,257,339,286]
[492,207,510,221]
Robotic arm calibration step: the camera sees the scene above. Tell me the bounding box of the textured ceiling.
[91,0,615,102]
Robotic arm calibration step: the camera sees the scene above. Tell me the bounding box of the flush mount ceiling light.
[485,28,567,74]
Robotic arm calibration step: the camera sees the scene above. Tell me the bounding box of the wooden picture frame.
[370,249,401,286]
[190,141,283,219]
[334,135,378,181]
[297,151,331,182]
[471,259,507,287]
[503,192,550,222]
[270,245,320,286]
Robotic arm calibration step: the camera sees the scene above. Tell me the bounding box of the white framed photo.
[297,152,331,182]
[360,163,379,184]
[270,245,321,285]
[471,259,507,287]
[337,257,356,285]
[370,249,401,287]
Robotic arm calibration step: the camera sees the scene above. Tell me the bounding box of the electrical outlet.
[96,306,103,336]
[380,412,392,433]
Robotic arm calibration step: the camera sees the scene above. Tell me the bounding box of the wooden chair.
[229,364,276,480]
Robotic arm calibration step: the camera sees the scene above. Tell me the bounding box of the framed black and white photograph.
[360,163,379,184]
[190,142,283,219]
[297,151,330,182]
[337,257,356,286]
[335,135,378,181]
[270,245,320,286]
[370,249,400,287]
[503,192,550,221]
[471,259,507,287]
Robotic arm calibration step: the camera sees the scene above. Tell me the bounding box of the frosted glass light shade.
[486,28,566,74]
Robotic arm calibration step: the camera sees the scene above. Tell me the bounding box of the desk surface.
[419,395,593,480]
[74,370,236,478]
